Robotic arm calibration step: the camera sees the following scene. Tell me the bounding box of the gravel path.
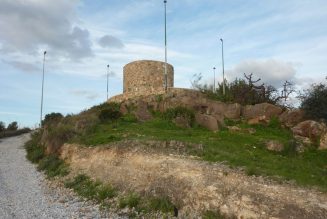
[0,134,124,219]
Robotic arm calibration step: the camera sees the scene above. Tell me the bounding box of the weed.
[37,155,69,178]
[203,210,231,219]
[119,192,140,208]
[148,196,175,213]
[268,116,281,128]
[65,174,117,202]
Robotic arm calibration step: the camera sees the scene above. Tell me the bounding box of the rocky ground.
[62,142,327,219]
[0,134,126,219]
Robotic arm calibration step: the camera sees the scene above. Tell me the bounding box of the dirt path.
[61,143,327,219]
[0,134,124,219]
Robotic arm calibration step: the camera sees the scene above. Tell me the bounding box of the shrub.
[299,79,327,121]
[43,113,63,126]
[98,103,122,123]
[24,131,44,163]
[37,155,69,178]
[163,107,195,125]
[7,121,18,131]
[46,124,75,154]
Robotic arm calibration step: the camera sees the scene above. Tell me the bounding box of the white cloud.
[98,35,124,49]
[0,0,93,60]
[226,59,297,87]
[70,89,100,100]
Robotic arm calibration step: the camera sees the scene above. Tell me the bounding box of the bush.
[37,155,69,178]
[300,79,327,121]
[24,131,44,163]
[7,121,18,131]
[43,113,64,126]
[163,107,195,125]
[98,103,122,123]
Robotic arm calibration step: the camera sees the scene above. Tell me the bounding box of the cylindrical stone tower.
[123,60,174,94]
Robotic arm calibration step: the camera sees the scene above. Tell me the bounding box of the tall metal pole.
[220,38,226,95]
[164,0,168,92]
[107,64,109,100]
[213,67,216,92]
[40,51,46,128]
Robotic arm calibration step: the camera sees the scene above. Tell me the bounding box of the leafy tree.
[7,121,18,131]
[0,121,5,132]
[299,78,327,121]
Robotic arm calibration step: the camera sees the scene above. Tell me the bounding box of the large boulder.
[195,113,219,131]
[292,120,326,141]
[279,109,305,128]
[242,103,283,120]
[206,101,241,119]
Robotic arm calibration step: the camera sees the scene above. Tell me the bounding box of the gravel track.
[0,134,123,219]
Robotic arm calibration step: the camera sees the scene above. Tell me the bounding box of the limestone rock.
[292,120,326,141]
[207,101,241,119]
[266,140,284,152]
[195,113,219,131]
[247,115,269,125]
[279,109,305,128]
[242,103,283,120]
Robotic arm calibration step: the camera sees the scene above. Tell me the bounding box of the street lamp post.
[220,38,226,95]
[164,0,168,92]
[213,67,216,92]
[40,51,47,128]
[107,64,110,100]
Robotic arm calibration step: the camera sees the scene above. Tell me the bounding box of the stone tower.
[123,60,174,95]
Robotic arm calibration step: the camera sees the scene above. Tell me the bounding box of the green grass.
[65,174,116,202]
[147,196,175,213]
[203,210,236,219]
[37,155,69,178]
[69,115,327,190]
[119,192,140,208]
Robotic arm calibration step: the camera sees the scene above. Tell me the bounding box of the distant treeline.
[0,121,31,139]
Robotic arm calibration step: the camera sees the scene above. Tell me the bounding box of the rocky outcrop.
[133,100,153,122]
[195,113,219,131]
[279,109,305,128]
[242,103,283,120]
[292,120,326,141]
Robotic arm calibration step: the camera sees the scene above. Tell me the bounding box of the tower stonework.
[123,60,174,95]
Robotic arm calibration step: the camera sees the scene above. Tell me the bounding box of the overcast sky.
[0,0,326,127]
